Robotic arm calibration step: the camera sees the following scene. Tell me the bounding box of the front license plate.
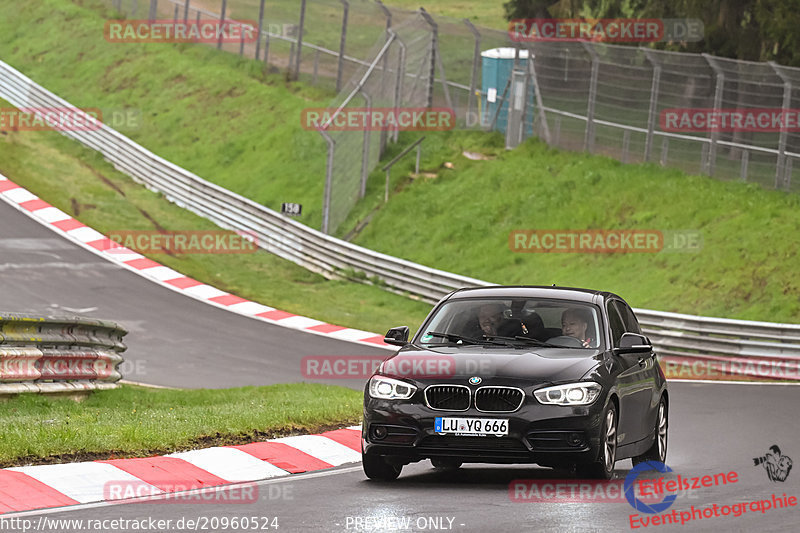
[434,417,508,436]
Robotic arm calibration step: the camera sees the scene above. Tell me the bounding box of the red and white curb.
[0,426,362,514]
[0,173,392,351]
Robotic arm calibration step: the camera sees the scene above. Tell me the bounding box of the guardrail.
[1,60,798,380]
[0,313,127,395]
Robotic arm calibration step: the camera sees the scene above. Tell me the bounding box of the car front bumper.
[362,395,607,466]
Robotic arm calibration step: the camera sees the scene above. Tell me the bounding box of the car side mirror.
[384,326,410,346]
[615,332,652,354]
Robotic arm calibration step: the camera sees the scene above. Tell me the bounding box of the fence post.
[148,0,157,22]
[582,43,600,154]
[703,54,724,177]
[660,137,669,166]
[336,1,350,92]
[375,1,392,94]
[255,0,265,60]
[419,9,453,111]
[464,19,481,128]
[183,0,190,22]
[360,91,372,198]
[770,61,792,190]
[216,0,228,50]
[418,8,438,109]
[391,35,406,143]
[318,127,335,234]
[527,50,551,144]
[643,49,661,163]
[293,0,308,81]
[313,49,320,84]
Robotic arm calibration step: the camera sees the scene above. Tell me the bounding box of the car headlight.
[533,382,602,406]
[369,376,417,400]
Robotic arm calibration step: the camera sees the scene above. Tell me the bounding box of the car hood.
[379,345,603,384]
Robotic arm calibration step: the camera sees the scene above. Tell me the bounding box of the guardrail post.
[643,49,662,163]
[337,1,350,92]
[660,137,669,166]
[740,149,749,181]
[622,130,631,163]
[254,0,266,60]
[183,0,190,22]
[217,0,228,50]
[770,61,792,190]
[293,0,308,81]
[582,43,600,153]
[703,54,724,177]
[464,19,481,128]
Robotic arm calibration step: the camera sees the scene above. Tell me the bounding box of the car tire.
[632,398,668,466]
[431,458,462,470]
[362,453,402,481]
[577,402,617,480]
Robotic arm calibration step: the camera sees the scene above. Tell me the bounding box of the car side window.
[606,303,625,347]
[614,301,642,335]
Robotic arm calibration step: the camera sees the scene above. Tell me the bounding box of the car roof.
[445,285,619,304]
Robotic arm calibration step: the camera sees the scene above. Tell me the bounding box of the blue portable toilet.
[481,47,535,136]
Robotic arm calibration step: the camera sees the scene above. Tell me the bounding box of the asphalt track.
[0,199,386,390]
[2,191,799,532]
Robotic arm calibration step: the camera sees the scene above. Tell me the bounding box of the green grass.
[0,112,432,335]
[0,384,361,466]
[3,0,800,326]
[346,133,800,323]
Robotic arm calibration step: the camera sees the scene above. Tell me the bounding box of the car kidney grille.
[475,387,524,412]
[425,385,470,411]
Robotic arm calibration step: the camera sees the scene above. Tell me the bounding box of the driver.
[477,303,524,338]
[561,307,593,348]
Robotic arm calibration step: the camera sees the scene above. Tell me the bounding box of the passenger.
[561,307,593,348]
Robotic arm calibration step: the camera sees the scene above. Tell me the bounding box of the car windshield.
[417,297,603,349]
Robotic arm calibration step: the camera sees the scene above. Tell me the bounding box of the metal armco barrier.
[0,60,798,380]
[0,313,127,394]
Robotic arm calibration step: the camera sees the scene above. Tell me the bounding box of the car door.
[608,300,652,446]
[615,300,660,443]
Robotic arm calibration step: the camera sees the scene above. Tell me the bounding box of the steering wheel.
[545,335,584,348]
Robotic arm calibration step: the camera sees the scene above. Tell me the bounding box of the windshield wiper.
[426,331,507,346]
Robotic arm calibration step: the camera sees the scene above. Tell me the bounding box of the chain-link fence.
[105,0,800,234]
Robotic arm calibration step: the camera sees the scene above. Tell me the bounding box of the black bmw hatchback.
[362,286,668,480]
